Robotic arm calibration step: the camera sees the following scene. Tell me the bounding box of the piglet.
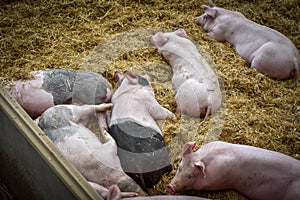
[193,1,300,84]
[4,69,113,118]
[37,103,144,199]
[107,184,210,200]
[109,70,174,188]
[151,29,222,117]
[166,141,300,200]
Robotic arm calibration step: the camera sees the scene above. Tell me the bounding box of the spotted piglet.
[38,103,145,199]
[109,70,175,188]
[5,69,113,118]
[107,184,210,200]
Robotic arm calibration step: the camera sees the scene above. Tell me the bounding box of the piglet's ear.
[208,0,216,7]
[174,28,188,38]
[183,141,196,156]
[107,185,121,200]
[124,70,138,85]
[115,71,123,82]
[194,161,206,178]
[201,5,217,18]
[151,32,168,47]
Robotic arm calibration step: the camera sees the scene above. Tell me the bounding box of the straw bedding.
[0,0,299,199]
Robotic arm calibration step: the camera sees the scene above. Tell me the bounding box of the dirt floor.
[0,0,299,199]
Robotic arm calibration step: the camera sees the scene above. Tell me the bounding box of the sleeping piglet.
[109,70,174,188]
[151,29,222,117]
[4,69,113,118]
[38,103,145,199]
[106,184,210,200]
[166,141,300,200]
[193,1,300,84]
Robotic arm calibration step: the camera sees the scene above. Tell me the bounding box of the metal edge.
[0,85,103,200]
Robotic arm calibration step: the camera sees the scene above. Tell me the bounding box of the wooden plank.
[0,85,102,200]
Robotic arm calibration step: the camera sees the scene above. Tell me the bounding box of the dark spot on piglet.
[42,69,112,105]
[109,120,172,188]
[117,178,143,193]
[38,106,78,144]
[137,75,150,87]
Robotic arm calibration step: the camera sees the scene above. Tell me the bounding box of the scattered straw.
[1,0,299,199]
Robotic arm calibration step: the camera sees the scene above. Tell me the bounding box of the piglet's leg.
[71,103,113,123]
[88,182,138,200]
[96,112,108,135]
[149,101,175,120]
[204,105,212,119]
[107,185,138,200]
[88,182,110,199]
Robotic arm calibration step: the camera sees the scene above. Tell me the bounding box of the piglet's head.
[193,2,217,32]
[115,70,151,87]
[124,70,151,86]
[166,142,206,194]
[182,142,206,178]
[150,29,188,48]
[150,32,168,47]
[151,29,189,65]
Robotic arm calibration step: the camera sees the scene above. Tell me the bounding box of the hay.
[0,0,299,199]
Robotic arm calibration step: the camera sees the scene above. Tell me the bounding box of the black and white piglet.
[109,70,175,188]
[38,103,145,199]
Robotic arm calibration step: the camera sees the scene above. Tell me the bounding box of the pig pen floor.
[0,0,299,199]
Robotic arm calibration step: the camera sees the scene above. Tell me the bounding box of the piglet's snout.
[149,35,155,45]
[193,17,201,25]
[166,184,176,194]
